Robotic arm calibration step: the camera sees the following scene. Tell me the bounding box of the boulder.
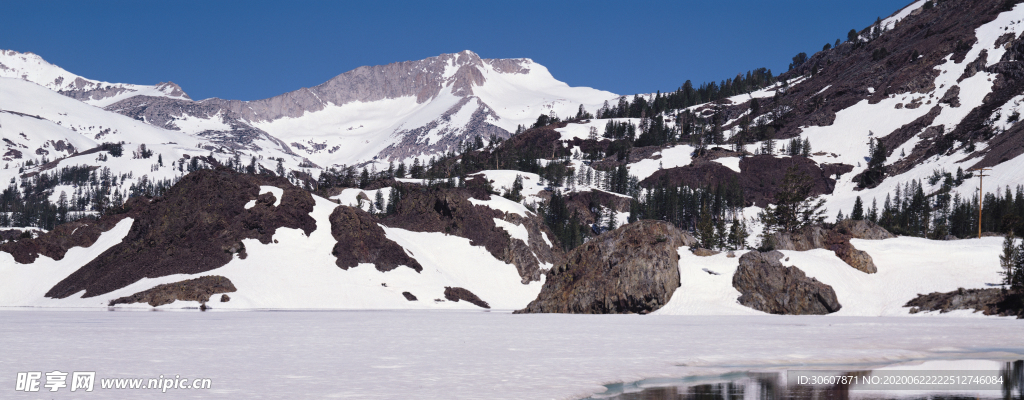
[107,275,236,307]
[515,220,695,314]
[905,288,1022,317]
[834,219,897,240]
[444,287,489,309]
[732,251,841,315]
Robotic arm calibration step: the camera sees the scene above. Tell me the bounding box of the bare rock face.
[905,287,1023,317]
[733,251,841,315]
[107,276,236,307]
[46,168,316,299]
[771,220,894,274]
[444,286,490,309]
[834,219,897,240]
[381,183,560,283]
[516,220,693,314]
[329,205,422,272]
[0,208,137,264]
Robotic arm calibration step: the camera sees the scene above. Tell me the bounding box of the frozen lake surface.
[1,310,1023,399]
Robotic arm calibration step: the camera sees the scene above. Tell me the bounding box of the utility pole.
[968,167,991,238]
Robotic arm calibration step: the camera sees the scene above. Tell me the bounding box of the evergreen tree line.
[595,68,777,120]
[841,182,1024,240]
[628,179,749,250]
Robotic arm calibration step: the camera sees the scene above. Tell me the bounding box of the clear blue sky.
[2,0,911,101]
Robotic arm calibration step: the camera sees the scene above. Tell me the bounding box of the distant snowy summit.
[0,49,190,107]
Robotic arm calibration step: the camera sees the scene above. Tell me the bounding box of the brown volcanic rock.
[0,212,133,264]
[444,286,490,309]
[733,251,841,315]
[771,220,893,274]
[516,220,695,314]
[381,184,560,283]
[329,205,422,272]
[641,155,850,207]
[46,168,316,299]
[905,287,1023,317]
[107,275,236,307]
[834,219,897,240]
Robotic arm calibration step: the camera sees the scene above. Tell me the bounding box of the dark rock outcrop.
[443,286,489,309]
[834,219,897,240]
[732,251,841,315]
[641,155,852,207]
[771,220,894,274]
[381,184,560,283]
[0,209,136,264]
[46,168,316,299]
[329,206,422,272]
[905,288,1023,317]
[107,275,236,307]
[516,220,696,314]
[402,291,417,301]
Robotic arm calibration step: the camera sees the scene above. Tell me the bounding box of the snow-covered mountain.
[103,50,618,168]
[0,50,190,107]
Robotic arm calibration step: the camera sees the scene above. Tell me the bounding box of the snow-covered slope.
[0,189,546,310]
[0,50,190,107]
[102,50,618,168]
[657,237,1006,316]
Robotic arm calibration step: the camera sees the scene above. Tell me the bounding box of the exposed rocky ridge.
[0,204,138,264]
[905,287,1023,317]
[100,51,536,163]
[516,220,696,314]
[380,183,560,283]
[703,0,1024,186]
[45,168,316,299]
[107,275,236,307]
[443,286,490,309]
[0,49,191,104]
[771,219,894,274]
[375,96,509,161]
[206,51,531,122]
[328,205,423,272]
[733,250,842,315]
[103,95,299,156]
[641,155,852,207]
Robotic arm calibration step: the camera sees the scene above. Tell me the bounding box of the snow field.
[655,236,1007,317]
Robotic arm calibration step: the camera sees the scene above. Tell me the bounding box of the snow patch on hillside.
[627,144,696,181]
[655,236,1006,317]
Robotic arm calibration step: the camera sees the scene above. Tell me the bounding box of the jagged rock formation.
[906,287,1023,317]
[641,155,853,207]
[516,220,697,314]
[107,275,236,307]
[732,250,842,315]
[0,208,136,264]
[45,168,316,299]
[771,219,894,273]
[329,205,423,272]
[381,182,560,283]
[444,286,490,309]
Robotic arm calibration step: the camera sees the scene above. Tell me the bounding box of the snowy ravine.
[0,310,1021,399]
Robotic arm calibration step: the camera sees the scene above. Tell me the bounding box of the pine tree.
[1001,233,1018,287]
[697,202,716,249]
[607,207,618,232]
[868,198,879,223]
[852,196,865,220]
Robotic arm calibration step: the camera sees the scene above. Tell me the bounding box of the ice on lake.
[1,310,1022,399]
